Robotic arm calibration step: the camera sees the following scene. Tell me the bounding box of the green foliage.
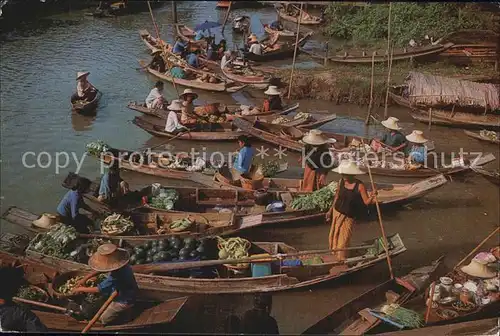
[324,3,496,47]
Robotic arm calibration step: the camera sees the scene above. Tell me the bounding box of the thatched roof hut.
[405,72,500,112]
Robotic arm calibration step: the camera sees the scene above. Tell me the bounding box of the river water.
[1,2,499,334]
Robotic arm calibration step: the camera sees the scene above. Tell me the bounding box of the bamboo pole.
[147,1,160,39]
[171,0,177,24]
[13,297,74,313]
[364,51,376,125]
[82,291,118,333]
[287,2,303,99]
[425,282,437,323]
[221,1,233,34]
[360,139,395,279]
[453,226,500,270]
[386,2,392,63]
[384,46,394,118]
[428,107,432,130]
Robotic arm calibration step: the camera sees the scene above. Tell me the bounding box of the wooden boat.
[277,7,323,25]
[264,24,296,38]
[302,257,444,335]
[464,130,500,144]
[233,117,497,178]
[221,63,272,88]
[243,32,313,62]
[70,91,101,116]
[389,90,500,130]
[139,61,246,93]
[133,114,242,141]
[300,42,455,64]
[472,167,500,186]
[438,44,497,64]
[175,24,207,48]
[0,250,188,332]
[127,101,300,119]
[20,234,408,294]
[378,318,500,336]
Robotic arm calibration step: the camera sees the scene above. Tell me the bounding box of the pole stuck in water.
[384,46,394,118]
[287,2,303,99]
[364,51,377,125]
[221,1,233,34]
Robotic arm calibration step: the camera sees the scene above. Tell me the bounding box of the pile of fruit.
[129,237,218,265]
[101,213,134,235]
[294,111,311,120]
[480,130,499,141]
[271,116,289,125]
[57,274,107,294]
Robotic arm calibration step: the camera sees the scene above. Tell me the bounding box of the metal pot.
[254,189,270,206]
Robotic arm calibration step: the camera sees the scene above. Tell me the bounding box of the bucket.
[254,189,270,206]
[240,175,264,190]
[251,263,272,277]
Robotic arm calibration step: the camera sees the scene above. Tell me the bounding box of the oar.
[132,243,378,274]
[453,226,500,270]
[13,297,77,315]
[81,290,118,333]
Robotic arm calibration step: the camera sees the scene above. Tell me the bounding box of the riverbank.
[277,60,497,105]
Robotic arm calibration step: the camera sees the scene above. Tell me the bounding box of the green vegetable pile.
[85,140,110,157]
[149,189,179,210]
[381,304,424,329]
[57,274,107,294]
[169,217,193,233]
[101,213,134,235]
[17,286,47,302]
[259,160,280,177]
[28,224,78,259]
[291,182,338,212]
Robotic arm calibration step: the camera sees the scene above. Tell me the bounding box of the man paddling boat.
[370,117,407,153]
[147,48,166,73]
[164,100,189,134]
[71,71,97,103]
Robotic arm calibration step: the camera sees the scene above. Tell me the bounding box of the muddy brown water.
[1,3,498,334]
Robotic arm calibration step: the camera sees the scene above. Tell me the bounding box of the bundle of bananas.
[217,237,251,269]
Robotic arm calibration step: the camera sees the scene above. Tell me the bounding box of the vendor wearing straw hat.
[301,130,335,192]
[248,35,263,56]
[327,160,377,260]
[72,243,138,326]
[262,85,283,112]
[405,130,428,166]
[71,71,97,103]
[145,80,167,110]
[164,99,189,134]
[147,48,166,73]
[179,88,199,124]
[370,117,407,153]
[97,160,130,204]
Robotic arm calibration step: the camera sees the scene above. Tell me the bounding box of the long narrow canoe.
[378,318,500,336]
[301,43,454,64]
[221,64,271,87]
[133,114,242,141]
[389,91,500,130]
[176,24,207,48]
[243,32,313,62]
[464,130,500,144]
[19,234,407,294]
[264,24,296,38]
[0,250,188,331]
[302,257,444,335]
[472,167,500,186]
[71,90,101,116]
[233,117,497,178]
[277,7,323,25]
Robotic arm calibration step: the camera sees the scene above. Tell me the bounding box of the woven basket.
[240,174,264,190]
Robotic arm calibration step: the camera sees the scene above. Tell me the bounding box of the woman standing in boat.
[370,117,407,153]
[71,71,97,103]
[262,86,283,112]
[56,177,99,233]
[97,162,130,204]
[179,89,199,124]
[302,130,335,192]
[72,243,138,326]
[233,135,255,177]
[327,160,376,260]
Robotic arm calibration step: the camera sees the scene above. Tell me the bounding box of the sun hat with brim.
[264,86,280,96]
[406,130,428,144]
[333,160,366,175]
[89,243,130,272]
[167,99,183,111]
[180,88,198,100]
[302,129,329,146]
[381,117,402,130]
[32,213,57,229]
[76,72,90,80]
[460,259,497,279]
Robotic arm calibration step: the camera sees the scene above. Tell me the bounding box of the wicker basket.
[49,270,89,299]
[240,175,264,190]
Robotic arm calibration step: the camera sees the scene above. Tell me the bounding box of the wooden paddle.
[13,297,77,315]
[131,243,378,274]
[453,226,500,270]
[81,290,118,333]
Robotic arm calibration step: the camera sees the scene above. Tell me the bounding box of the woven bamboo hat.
[264,85,280,96]
[88,243,130,272]
[461,258,496,279]
[32,213,57,229]
[406,130,428,144]
[333,160,366,175]
[76,72,90,80]
[180,88,198,100]
[302,129,330,146]
[381,117,402,130]
[167,99,183,111]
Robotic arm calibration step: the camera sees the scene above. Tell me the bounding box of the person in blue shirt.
[186,50,200,68]
[172,36,186,56]
[405,130,428,165]
[97,163,129,204]
[194,29,206,41]
[269,20,283,31]
[233,135,255,176]
[56,177,98,233]
[72,243,139,326]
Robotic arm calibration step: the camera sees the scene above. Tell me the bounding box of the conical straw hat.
[32,213,57,229]
[302,129,329,146]
[180,88,198,100]
[333,160,365,175]
[406,130,428,143]
[167,99,183,111]
[76,72,90,80]
[460,259,496,279]
[381,117,402,130]
[88,243,130,272]
[264,86,280,95]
